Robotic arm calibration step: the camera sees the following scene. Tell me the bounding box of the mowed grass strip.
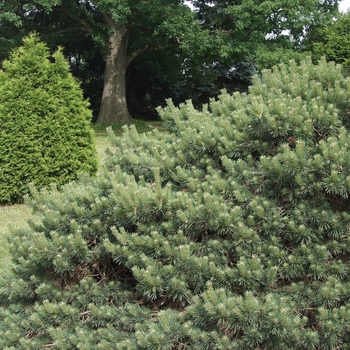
[0,204,33,272]
[95,133,110,163]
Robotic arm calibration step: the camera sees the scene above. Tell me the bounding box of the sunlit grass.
[95,134,110,164]
[0,204,33,273]
[92,119,165,136]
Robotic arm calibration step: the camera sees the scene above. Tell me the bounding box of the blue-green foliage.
[0,58,350,348]
[0,33,97,203]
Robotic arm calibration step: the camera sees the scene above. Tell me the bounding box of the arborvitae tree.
[1,58,350,348]
[0,33,97,203]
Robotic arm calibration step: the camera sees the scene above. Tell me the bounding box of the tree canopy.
[190,0,340,68]
[1,0,200,123]
[312,11,350,69]
[0,0,341,123]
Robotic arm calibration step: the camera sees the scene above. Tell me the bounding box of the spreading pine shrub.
[1,58,350,349]
[0,33,97,203]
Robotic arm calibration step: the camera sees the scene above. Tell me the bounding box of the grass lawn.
[0,204,34,272]
[0,120,164,273]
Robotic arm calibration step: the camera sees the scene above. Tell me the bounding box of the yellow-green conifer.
[0,33,97,203]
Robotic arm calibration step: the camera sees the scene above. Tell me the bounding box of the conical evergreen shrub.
[0,33,97,203]
[1,58,350,349]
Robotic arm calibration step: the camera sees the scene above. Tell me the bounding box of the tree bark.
[96,26,132,124]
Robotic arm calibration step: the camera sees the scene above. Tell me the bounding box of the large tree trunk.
[96,27,132,124]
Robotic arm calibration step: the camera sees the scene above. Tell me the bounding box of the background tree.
[125,47,256,119]
[125,0,341,117]
[312,11,350,69]
[1,58,350,348]
[191,0,340,68]
[1,0,201,124]
[0,33,97,203]
[0,0,340,123]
